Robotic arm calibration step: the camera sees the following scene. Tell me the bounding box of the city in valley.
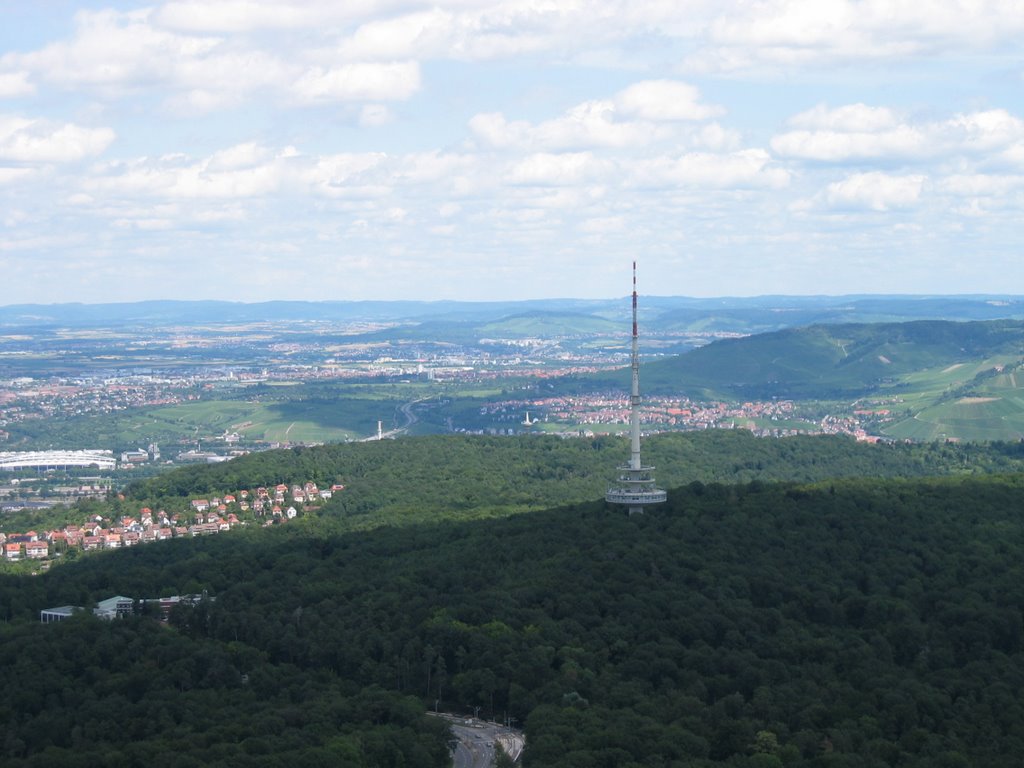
[3,291,1023,572]
[0,300,903,514]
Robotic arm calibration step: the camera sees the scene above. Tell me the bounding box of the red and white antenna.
[632,260,638,339]
[605,261,666,515]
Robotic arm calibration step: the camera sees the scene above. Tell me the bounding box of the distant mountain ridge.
[3,295,1024,337]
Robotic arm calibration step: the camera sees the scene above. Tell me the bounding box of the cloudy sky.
[1,0,1023,304]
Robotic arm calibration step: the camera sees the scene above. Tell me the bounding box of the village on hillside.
[2,480,345,567]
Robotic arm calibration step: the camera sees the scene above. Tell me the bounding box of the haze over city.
[1,0,1023,304]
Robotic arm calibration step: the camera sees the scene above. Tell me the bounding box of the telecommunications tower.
[605,262,667,515]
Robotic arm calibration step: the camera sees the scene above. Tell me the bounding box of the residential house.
[25,541,48,559]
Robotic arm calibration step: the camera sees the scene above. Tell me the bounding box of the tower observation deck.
[605,262,667,515]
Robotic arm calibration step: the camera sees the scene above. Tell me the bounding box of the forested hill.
[2,473,1024,765]
[573,318,1024,400]
[121,431,1024,528]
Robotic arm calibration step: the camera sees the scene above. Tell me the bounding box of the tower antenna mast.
[605,261,666,515]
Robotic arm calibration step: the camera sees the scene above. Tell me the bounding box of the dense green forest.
[2,466,1024,766]
[121,431,1024,529]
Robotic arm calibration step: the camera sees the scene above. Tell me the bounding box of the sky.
[1,0,1023,305]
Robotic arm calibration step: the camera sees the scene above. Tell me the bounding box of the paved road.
[451,722,497,768]
[435,715,525,767]
[361,398,424,441]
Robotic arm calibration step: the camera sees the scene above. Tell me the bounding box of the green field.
[743,416,821,431]
[121,398,379,444]
[6,394,409,451]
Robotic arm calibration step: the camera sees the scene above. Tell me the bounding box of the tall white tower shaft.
[606,262,666,515]
[629,264,642,471]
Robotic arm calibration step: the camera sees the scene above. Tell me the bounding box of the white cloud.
[579,215,625,234]
[470,100,668,150]
[85,147,295,199]
[0,233,84,253]
[0,71,35,98]
[1001,143,1024,166]
[634,149,791,189]
[787,103,902,132]
[470,80,720,151]
[772,104,1024,163]
[0,167,35,185]
[687,0,1024,73]
[206,142,271,171]
[155,1,364,32]
[506,152,609,185]
[334,3,605,62]
[166,49,293,111]
[359,104,394,126]
[395,152,476,184]
[771,126,926,161]
[695,123,742,152]
[12,9,219,90]
[7,1,1024,302]
[303,152,389,198]
[113,217,175,231]
[0,116,114,162]
[946,109,1024,153]
[4,7,424,113]
[291,61,421,103]
[937,173,1024,197]
[106,147,456,205]
[614,80,723,122]
[337,8,460,61]
[814,171,927,211]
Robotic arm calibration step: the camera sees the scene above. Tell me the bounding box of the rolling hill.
[647,319,1024,399]
[561,318,1024,440]
[573,318,1024,398]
